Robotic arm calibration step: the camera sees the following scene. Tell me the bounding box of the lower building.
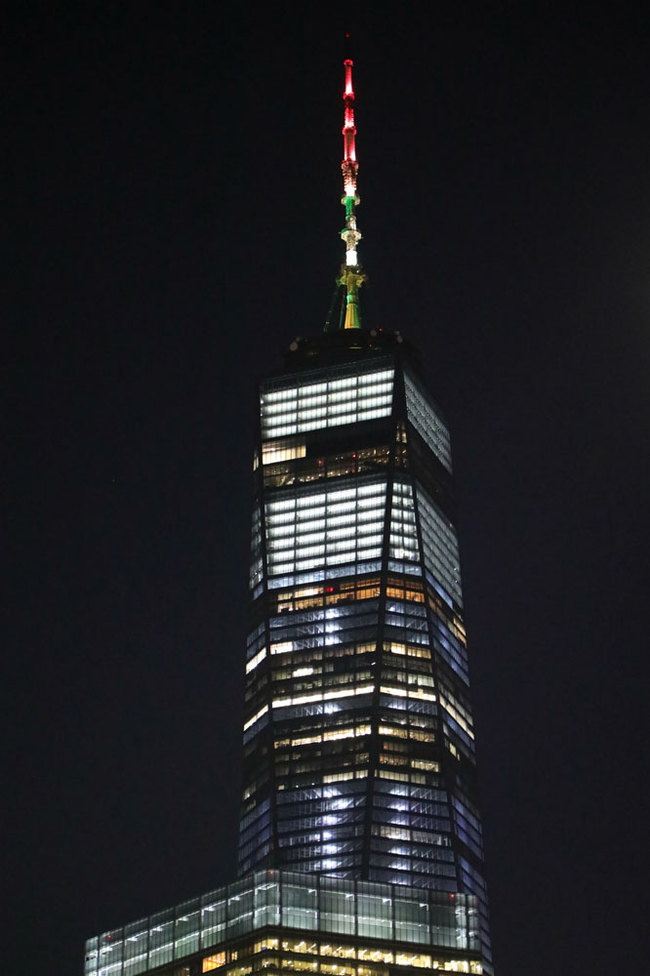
[84,871,483,976]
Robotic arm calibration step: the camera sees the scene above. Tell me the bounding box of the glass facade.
[84,870,482,976]
[239,334,492,972]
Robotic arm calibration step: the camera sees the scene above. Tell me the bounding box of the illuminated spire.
[338,40,365,330]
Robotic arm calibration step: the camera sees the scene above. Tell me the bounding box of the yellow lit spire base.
[338,266,366,330]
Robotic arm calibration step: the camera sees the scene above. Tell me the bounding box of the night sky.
[7,3,650,975]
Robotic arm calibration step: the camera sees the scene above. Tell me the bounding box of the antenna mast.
[339,40,365,329]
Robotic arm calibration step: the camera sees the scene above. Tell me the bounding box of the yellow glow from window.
[281,940,318,954]
[254,939,279,951]
[410,729,435,742]
[202,954,226,972]
[379,754,408,766]
[379,826,410,839]
[378,725,408,738]
[326,684,373,699]
[326,724,370,740]
[383,642,431,659]
[262,440,307,464]
[271,642,294,655]
[320,945,356,959]
[411,759,440,771]
[289,734,322,747]
[223,939,481,976]
[452,615,466,639]
[276,579,387,613]
[356,642,376,654]
[323,727,354,741]
[273,693,318,707]
[447,740,460,759]
[395,952,431,968]
[285,724,371,749]
[386,585,425,603]
[439,695,474,739]
[380,685,436,702]
[323,771,353,783]
[358,949,393,963]
[218,938,481,976]
[243,704,268,732]
[246,647,267,673]
[273,685,374,709]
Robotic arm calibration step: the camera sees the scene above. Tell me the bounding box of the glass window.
[319,879,356,936]
[404,373,452,472]
[357,888,393,940]
[203,953,226,972]
[261,367,395,439]
[416,486,462,608]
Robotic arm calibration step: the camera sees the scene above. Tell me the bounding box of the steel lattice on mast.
[339,37,365,329]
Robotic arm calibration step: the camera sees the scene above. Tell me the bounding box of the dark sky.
[6,3,650,975]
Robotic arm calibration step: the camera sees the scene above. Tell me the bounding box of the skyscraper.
[85,53,493,976]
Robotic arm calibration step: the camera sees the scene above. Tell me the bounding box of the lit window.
[271,642,294,655]
[261,368,395,439]
[262,440,307,464]
[243,704,268,732]
[246,647,267,673]
[203,953,226,972]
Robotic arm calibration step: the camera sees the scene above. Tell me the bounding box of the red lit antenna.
[338,37,365,329]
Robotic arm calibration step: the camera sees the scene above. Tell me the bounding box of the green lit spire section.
[339,47,365,328]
